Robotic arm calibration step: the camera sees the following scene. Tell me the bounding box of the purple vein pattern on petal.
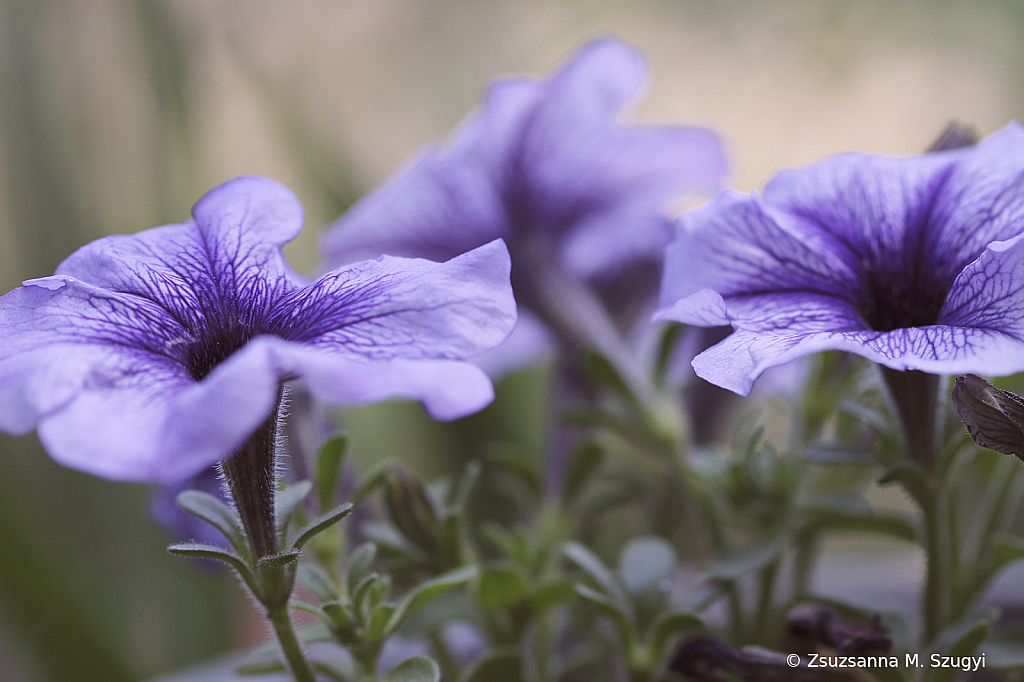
[658,121,1024,395]
[0,177,516,483]
[321,36,727,357]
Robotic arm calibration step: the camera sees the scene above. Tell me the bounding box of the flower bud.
[951,374,1024,459]
[383,467,441,553]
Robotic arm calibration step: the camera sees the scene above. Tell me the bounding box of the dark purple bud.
[951,374,1024,459]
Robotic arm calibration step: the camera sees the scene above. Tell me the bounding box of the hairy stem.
[880,368,940,468]
[220,389,286,559]
[267,605,318,682]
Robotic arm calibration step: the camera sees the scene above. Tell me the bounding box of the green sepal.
[347,542,377,596]
[563,441,604,505]
[384,565,478,636]
[176,490,250,560]
[167,542,256,593]
[352,459,395,504]
[457,648,521,682]
[574,584,635,650]
[646,610,702,661]
[297,562,340,603]
[292,502,354,551]
[477,565,529,610]
[381,656,441,682]
[275,480,313,540]
[563,542,628,607]
[930,615,992,682]
[367,603,397,641]
[256,549,300,570]
[316,435,348,513]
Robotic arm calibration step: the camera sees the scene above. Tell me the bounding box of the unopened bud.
[383,467,441,552]
[951,374,1024,459]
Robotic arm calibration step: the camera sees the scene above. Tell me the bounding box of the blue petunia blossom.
[0,176,516,484]
[321,37,727,369]
[657,122,1024,396]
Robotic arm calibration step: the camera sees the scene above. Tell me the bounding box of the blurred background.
[0,0,1022,680]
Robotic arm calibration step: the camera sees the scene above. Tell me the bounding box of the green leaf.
[316,435,348,513]
[236,660,287,676]
[930,616,992,682]
[800,500,917,543]
[321,601,357,639]
[574,584,635,649]
[176,490,249,559]
[878,463,934,511]
[167,542,255,591]
[563,441,605,504]
[618,536,675,596]
[384,565,478,635]
[529,579,577,613]
[646,610,702,660]
[381,656,441,682]
[563,542,628,607]
[347,542,378,596]
[477,566,529,610]
[367,603,397,642]
[451,460,481,512]
[457,648,521,682]
[352,459,395,504]
[707,538,786,582]
[362,521,431,564]
[582,348,637,405]
[292,503,354,550]
[297,563,340,603]
[275,480,313,538]
[256,549,300,570]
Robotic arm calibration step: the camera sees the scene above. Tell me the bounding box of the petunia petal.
[274,240,516,360]
[54,177,304,322]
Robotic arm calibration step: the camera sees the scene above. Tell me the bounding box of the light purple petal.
[275,240,516,360]
[54,177,305,322]
[940,234,1024,336]
[658,191,860,314]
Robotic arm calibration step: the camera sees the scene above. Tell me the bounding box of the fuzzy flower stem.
[267,604,318,682]
[879,368,940,468]
[220,388,285,560]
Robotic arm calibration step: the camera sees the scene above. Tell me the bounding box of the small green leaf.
[931,616,992,682]
[256,549,300,570]
[362,522,431,564]
[564,542,628,606]
[574,584,635,649]
[477,566,529,610]
[347,542,377,596]
[168,542,255,591]
[316,435,348,513]
[457,649,521,682]
[451,460,481,512]
[236,660,287,676]
[275,480,313,538]
[351,459,395,504]
[707,538,786,582]
[529,579,577,613]
[563,441,604,504]
[381,656,441,682]
[646,610,702,660]
[878,463,934,511]
[582,348,637,405]
[296,563,340,603]
[384,566,478,635]
[292,503,354,551]
[176,490,248,558]
[367,604,397,641]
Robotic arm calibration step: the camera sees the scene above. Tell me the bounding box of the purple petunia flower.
[321,36,727,368]
[0,176,516,484]
[657,122,1024,397]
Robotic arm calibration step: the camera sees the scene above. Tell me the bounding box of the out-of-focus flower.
[0,177,516,483]
[657,122,1024,396]
[321,36,727,368]
[952,374,1024,459]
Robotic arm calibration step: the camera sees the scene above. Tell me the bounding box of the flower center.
[859,268,948,333]
[180,318,261,381]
